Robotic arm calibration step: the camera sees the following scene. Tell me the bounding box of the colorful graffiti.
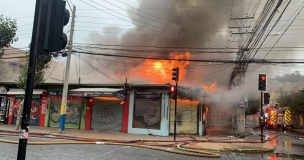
[12,98,41,126]
[94,108,115,124]
[49,100,81,129]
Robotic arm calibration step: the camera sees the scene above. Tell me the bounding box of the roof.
[0,82,171,89]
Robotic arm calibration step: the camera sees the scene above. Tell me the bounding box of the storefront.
[0,86,8,124]
[68,88,127,132]
[7,89,47,126]
[127,89,170,136]
[47,91,83,129]
[169,99,201,135]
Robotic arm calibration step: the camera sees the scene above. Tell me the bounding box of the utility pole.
[229,16,254,138]
[58,5,76,134]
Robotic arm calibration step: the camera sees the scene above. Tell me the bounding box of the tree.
[0,15,18,58]
[277,90,304,116]
[245,92,260,116]
[14,50,52,130]
[246,98,260,116]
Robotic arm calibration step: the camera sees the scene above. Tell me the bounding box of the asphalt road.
[1,129,304,160]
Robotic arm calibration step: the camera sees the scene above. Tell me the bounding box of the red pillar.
[8,95,15,124]
[39,92,48,127]
[84,98,93,130]
[122,94,130,133]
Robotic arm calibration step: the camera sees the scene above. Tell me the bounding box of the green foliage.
[277,90,304,116]
[245,92,260,116]
[15,50,52,90]
[246,98,260,116]
[0,15,18,57]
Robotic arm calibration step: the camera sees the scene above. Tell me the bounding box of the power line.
[79,56,120,83]
[180,66,233,82]
[76,1,304,10]
[251,0,292,58]
[262,1,304,46]
[66,0,73,12]
[73,50,304,64]
[80,0,225,48]
[78,0,207,48]
[264,2,304,59]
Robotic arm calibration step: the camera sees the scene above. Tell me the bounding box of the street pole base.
[58,129,64,134]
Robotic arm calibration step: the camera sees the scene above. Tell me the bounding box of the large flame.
[202,81,217,92]
[138,52,190,83]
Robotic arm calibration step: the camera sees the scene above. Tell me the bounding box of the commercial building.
[0,82,208,136]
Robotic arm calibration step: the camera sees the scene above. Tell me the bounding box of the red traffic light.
[170,86,175,92]
[261,76,266,81]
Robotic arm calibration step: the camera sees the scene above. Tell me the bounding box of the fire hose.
[2,130,299,157]
[0,132,220,158]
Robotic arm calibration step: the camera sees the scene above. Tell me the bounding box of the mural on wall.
[49,99,81,129]
[132,94,161,130]
[12,98,41,126]
[94,108,115,124]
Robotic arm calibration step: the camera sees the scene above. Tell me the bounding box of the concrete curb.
[183,143,276,153]
[218,147,276,153]
[288,129,304,134]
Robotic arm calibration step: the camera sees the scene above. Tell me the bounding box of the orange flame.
[138,52,190,83]
[202,81,217,92]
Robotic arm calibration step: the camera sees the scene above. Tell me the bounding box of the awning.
[68,88,127,99]
[7,89,46,95]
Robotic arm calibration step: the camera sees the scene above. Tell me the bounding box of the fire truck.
[265,108,277,129]
[264,108,291,130]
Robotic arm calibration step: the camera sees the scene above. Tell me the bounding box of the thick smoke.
[82,0,247,84]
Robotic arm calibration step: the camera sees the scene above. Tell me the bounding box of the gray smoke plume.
[82,0,247,85]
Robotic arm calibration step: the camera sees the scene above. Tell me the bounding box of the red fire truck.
[265,108,289,130]
[265,109,277,129]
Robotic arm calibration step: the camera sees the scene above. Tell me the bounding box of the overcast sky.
[1,0,304,87]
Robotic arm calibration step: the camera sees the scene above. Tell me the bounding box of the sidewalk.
[0,124,207,141]
[0,124,276,152]
[287,126,304,134]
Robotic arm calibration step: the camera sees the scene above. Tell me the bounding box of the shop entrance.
[91,98,123,132]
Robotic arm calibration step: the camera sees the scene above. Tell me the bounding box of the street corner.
[182,141,276,153]
[230,142,277,153]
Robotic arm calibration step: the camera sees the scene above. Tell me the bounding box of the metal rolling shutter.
[91,99,123,131]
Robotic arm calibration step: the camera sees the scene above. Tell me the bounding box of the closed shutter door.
[12,98,41,126]
[91,99,123,131]
[170,99,197,134]
[49,99,82,129]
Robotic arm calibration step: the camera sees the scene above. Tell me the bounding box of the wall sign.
[68,89,127,99]
[0,86,7,94]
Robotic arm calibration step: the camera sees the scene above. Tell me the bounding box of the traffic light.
[264,93,270,104]
[169,86,176,98]
[172,67,179,81]
[258,74,267,91]
[44,0,70,52]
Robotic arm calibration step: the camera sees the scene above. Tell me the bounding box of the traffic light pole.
[173,79,178,141]
[17,0,41,159]
[58,5,76,134]
[261,91,263,141]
